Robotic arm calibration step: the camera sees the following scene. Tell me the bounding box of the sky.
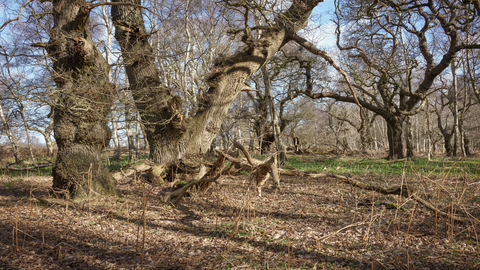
[309,0,337,49]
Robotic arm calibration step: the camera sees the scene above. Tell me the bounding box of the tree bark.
[111,0,323,164]
[452,59,460,157]
[405,116,414,158]
[386,118,405,160]
[47,0,118,200]
[262,66,286,165]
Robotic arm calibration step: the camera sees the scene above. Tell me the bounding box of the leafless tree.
[299,0,480,159]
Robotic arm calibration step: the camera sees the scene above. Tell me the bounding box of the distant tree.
[299,0,480,159]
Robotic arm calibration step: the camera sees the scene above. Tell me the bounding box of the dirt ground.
[1,170,479,269]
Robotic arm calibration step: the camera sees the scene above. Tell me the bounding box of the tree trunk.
[0,100,20,163]
[464,137,472,156]
[19,109,37,166]
[111,0,321,164]
[111,110,121,161]
[262,66,286,165]
[29,117,55,157]
[135,113,141,159]
[47,0,118,200]
[425,102,432,160]
[386,118,405,160]
[125,101,135,161]
[405,116,414,158]
[443,132,454,156]
[452,59,460,157]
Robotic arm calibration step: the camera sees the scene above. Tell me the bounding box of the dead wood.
[225,140,281,196]
[231,139,256,166]
[249,155,280,196]
[111,157,213,186]
[162,165,221,204]
[280,169,476,224]
[198,153,226,192]
[111,163,153,181]
[215,149,254,172]
[0,163,53,171]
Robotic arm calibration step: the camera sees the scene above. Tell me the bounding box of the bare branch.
[292,33,364,131]
[0,0,35,32]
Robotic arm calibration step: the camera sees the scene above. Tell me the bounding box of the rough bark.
[112,0,324,164]
[47,0,118,200]
[386,119,405,160]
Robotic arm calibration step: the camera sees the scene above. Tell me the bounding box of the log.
[163,165,220,203]
[0,163,53,171]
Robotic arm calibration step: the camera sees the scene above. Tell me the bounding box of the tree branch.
[0,0,35,32]
[292,33,364,131]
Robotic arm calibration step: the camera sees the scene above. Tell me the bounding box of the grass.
[107,152,149,171]
[286,155,480,178]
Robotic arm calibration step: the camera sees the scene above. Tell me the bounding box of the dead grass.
[1,164,480,269]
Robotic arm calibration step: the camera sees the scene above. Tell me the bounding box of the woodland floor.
[1,157,480,269]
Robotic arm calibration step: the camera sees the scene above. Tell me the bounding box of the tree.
[36,0,119,199]
[297,0,480,159]
[0,91,20,162]
[111,0,325,164]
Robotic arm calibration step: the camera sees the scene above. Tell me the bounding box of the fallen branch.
[228,140,281,196]
[280,169,475,223]
[0,163,53,171]
[163,165,221,203]
[111,163,153,181]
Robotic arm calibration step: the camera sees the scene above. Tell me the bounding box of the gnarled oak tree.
[111,0,324,164]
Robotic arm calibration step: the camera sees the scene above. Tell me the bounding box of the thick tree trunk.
[47,0,118,200]
[464,137,471,156]
[444,133,454,156]
[359,110,375,152]
[386,118,405,160]
[112,0,321,164]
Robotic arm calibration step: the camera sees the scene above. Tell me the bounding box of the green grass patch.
[108,154,148,171]
[285,155,480,177]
